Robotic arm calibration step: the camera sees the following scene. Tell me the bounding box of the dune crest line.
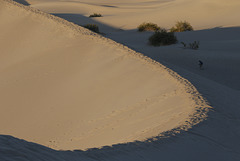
[0,0,211,150]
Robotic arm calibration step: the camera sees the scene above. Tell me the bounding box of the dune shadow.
[52,13,125,34]
[178,26,240,41]
[100,5,118,8]
[0,122,207,159]
[12,0,30,6]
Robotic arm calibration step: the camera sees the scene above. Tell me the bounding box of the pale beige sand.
[0,0,208,150]
[28,0,240,30]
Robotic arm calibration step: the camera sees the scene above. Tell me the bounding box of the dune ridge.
[0,0,210,150]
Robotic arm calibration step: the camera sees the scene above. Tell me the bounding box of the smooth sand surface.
[1,0,240,161]
[0,0,208,150]
[27,0,240,30]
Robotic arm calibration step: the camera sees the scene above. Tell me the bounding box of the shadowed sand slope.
[12,0,30,5]
[0,0,208,150]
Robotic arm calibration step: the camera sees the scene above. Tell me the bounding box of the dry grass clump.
[83,24,99,33]
[181,41,200,50]
[89,13,102,17]
[170,21,193,32]
[138,22,162,32]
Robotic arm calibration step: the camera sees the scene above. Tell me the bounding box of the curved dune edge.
[1,0,211,150]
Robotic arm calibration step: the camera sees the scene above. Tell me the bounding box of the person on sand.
[199,60,203,70]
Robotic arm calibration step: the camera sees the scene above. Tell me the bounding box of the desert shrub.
[189,41,199,50]
[170,21,193,32]
[181,41,200,50]
[181,42,187,48]
[83,24,99,33]
[149,30,177,46]
[89,13,102,17]
[138,22,161,32]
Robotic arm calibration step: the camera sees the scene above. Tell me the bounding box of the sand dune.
[27,0,240,30]
[26,0,240,90]
[2,0,240,161]
[0,0,208,150]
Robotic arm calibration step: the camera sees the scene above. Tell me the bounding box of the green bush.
[170,21,193,32]
[89,13,102,17]
[149,30,177,46]
[83,24,100,33]
[138,22,161,32]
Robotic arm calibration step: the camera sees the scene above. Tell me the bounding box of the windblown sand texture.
[1,0,240,161]
[0,0,209,150]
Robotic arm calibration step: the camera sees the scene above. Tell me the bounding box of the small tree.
[149,30,177,46]
[170,21,193,32]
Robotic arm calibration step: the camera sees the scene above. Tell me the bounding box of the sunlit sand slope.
[0,0,208,150]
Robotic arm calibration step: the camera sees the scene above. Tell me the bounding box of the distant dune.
[27,0,240,30]
[0,0,208,150]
